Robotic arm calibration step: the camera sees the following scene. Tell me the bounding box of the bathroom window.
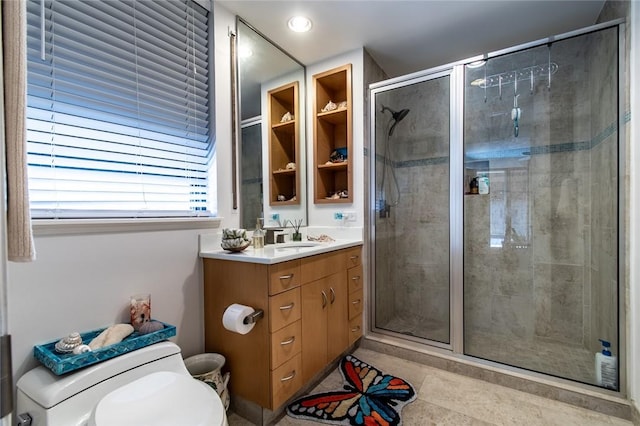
[25,0,215,219]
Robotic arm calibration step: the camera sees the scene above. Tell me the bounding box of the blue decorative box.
[34,321,176,375]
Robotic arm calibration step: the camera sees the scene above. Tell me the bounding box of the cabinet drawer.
[269,287,301,332]
[348,289,363,320]
[300,250,346,284]
[269,260,301,295]
[349,315,363,345]
[271,353,302,409]
[271,320,301,370]
[345,246,362,268]
[348,264,363,293]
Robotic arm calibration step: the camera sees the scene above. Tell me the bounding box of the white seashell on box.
[54,332,83,353]
[72,344,92,354]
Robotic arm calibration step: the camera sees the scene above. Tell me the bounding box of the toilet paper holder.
[243,309,264,324]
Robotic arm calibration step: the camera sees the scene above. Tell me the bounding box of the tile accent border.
[366,110,631,167]
[362,334,632,421]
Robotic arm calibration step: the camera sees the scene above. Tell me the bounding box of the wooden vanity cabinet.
[203,246,363,411]
[203,258,302,409]
[346,247,364,345]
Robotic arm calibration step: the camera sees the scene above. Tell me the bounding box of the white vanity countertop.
[199,239,363,264]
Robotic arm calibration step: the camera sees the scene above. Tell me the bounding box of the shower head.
[381,104,410,136]
[381,105,410,123]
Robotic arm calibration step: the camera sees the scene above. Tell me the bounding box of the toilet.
[16,342,228,426]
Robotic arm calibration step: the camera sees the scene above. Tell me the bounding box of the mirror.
[237,18,307,230]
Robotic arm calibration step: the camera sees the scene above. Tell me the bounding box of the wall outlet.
[344,211,357,222]
[334,212,344,220]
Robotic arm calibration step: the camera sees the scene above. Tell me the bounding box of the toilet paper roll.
[222,303,256,335]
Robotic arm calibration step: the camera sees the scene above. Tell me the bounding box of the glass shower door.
[372,72,452,345]
[463,26,620,389]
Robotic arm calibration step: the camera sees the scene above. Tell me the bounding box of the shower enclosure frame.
[367,19,627,395]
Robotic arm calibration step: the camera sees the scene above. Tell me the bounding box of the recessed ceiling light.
[288,16,312,33]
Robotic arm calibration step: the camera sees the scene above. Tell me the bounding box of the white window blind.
[26,0,214,219]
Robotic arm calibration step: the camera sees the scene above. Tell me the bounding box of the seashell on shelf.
[321,100,337,112]
[54,332,83,353]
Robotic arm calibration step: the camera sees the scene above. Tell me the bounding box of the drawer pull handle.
[352,299,361,305]
[350,255,359,261]
[330,287,336,304]
[280,371,296,382]
[321,290,327,308]
[351,326,361,332]
[279,303,295,311]
[280,336,296,346]
[279,273,294,280]
[351,276,361,281]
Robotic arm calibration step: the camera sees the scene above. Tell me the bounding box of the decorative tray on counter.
[34,321,176,375]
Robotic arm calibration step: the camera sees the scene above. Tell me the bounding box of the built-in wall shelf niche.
[268,81,300,205]
[313,64,352,204]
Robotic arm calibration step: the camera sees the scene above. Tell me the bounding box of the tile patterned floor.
[227,348,632,426]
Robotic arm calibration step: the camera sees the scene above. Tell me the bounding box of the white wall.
[629,0,639,415]
[306,49,366,229]
[6,2,238,387]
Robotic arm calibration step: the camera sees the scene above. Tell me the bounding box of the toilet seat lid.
[91,371,225,426]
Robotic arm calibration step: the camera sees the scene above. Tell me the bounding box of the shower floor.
[377,313,450,345]
[377,313,597,387]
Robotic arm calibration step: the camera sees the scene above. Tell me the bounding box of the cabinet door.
[301,279,328,383]
[326,270,349,361]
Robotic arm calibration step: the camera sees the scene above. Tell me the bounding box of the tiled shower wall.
[373,24,620,384]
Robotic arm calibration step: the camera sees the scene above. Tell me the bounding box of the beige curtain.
[3,0,35,262]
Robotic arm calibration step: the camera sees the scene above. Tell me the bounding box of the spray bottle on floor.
[595,339,617,389]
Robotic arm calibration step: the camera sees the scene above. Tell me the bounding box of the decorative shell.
[321,100,337,112]
[139,320,165,335]
[72,344,92,355]
[280,111,293,123]
[54,332,83,353]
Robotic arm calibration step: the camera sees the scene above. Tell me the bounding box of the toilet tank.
[16,342,188,426]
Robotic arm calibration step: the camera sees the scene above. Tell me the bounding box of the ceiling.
[217,0,606,78]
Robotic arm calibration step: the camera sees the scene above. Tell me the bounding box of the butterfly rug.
[286,354,417,425]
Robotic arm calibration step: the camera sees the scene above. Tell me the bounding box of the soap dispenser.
[252,218,265,249]
[595,339,617,389]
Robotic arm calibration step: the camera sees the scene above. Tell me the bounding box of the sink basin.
[275,242,322,249]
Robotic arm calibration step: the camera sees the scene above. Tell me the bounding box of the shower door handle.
[321,290,328,308]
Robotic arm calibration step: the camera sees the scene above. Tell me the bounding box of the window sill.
[32,217,222,236]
